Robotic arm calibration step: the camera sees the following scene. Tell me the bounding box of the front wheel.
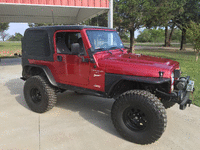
[111,90,167,144]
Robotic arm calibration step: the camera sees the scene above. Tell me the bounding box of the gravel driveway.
[0,58,199,150]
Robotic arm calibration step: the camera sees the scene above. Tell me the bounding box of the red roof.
[0,0,109,8]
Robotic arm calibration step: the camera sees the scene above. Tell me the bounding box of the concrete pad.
[0,58,200,150]
[0,58,39,150]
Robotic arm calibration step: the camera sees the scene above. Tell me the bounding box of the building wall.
[0,0,109,8]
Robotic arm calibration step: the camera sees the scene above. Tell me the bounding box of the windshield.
[86,30,124,53]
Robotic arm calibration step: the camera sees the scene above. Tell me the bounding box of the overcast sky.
[7,23,29,36]
[5,23,140,39]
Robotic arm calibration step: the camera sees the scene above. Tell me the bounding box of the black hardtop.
[22,25,114,66]
[24,25,114,34]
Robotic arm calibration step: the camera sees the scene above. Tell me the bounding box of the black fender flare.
[105,73,171,97]
[22,65,57,87]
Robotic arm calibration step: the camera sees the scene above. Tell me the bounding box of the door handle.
[57,56,62,62]
[78,55,89,63]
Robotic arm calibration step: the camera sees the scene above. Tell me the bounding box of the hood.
[94,52,179,78]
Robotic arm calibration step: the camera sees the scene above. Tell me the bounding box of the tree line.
[86,0,200,60]
[84,0,199,54]
[136,28,182,43]
[115,0,199,53]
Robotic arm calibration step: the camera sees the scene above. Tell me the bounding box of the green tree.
[28,23,54,27]
[136,29,165,43]
[150,29,165,43]
[186,21,200,61]
[115,0,149,53]
[8,33,23,41]
[136,29,151,42]
[166,22,176,46]
[113,1,127,39]
[0,31,9,41]
[0,23,9,31]
[144,0,186,47]
[174,0,200,50]
[164,0,186,47]
[171,28,182,42]
[82,13,108,27]
[0,23,9,41]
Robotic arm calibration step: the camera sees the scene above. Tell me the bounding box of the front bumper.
[156,76,195,110]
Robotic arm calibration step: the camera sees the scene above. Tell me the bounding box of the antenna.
[52,9,54,25]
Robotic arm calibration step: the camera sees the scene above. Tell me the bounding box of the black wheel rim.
[30,88,42,104]
[123,107,147,131]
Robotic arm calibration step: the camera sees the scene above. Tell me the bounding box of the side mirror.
[71,43,80,55]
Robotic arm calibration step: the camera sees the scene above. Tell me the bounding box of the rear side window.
[24,30,50,57]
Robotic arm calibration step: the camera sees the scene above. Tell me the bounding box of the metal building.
[0,0,113,27]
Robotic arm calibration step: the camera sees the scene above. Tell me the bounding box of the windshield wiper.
[109,46,124,52]
[109,46,118,50]
[107,50,112,55]
[95,47,112,54]
[120,48,124,52]
[95,48,105,51]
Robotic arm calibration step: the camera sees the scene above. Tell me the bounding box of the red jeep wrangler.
[21,26,195,144]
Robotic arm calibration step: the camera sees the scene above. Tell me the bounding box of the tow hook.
[188,99,192,107]
[179,83,195,110]
[180,99,192,110]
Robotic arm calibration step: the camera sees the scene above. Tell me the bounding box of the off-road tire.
[111,90,167,145]
[24,75,57,113]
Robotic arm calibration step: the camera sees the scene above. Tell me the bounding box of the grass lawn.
[0,42,21,58]
[123,42,193,49]
[135,49,200,107]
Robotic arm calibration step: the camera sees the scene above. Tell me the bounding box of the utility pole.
[97,14,99,26]
[108,0,113,28]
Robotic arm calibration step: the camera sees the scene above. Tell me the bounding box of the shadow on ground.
[56,91,121,139]
[4,78,29,110]
[4,78,120,139]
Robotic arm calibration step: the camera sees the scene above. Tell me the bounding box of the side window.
[56,32,86,55]
[25,30,50,57]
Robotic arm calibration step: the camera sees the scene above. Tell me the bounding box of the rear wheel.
[111,90,167,144]
[24,75,57,113]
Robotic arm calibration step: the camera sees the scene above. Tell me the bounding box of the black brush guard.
[156,76,195,110]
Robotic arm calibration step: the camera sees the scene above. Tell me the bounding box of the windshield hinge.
[107,50,112,55]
